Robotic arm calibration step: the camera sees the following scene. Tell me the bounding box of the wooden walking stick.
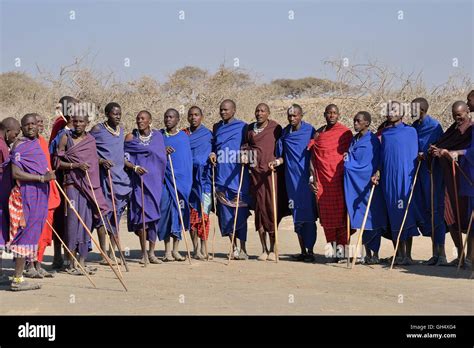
[454,160,474,186]
[201,202,209,261]
[107,169,128,272]
[168,154,192,265]
[53,180,128,291]
[351,184,376,269]
[211,165,218,259]
[346,213,351,267]
[430,161,435,249]
[46,220,97,288]
[140,177,148,266]
[390,160,422,270]
[227,165,245,265]
[452,160,466,266]
[457,210,474,274]
[85,170,124,278]
[271,168,279,263]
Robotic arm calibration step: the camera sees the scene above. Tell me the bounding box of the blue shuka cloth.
[157,130,192,240]
[187,125,213,215]
[460,123,474,231]
[90,123,131,235]
[49,128,71,155]
[344,131,387,252]
[213,119,250,241]
[412,116,446,244]
[380,123,422,241]
[125,130,167,242]
[276,121,317,249]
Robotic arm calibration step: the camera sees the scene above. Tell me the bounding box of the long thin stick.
[107,170,128,272]
[140,177,148,267]
[390,160,422,270]
[351,184,376,269]
[201,202,209,261]
[454,160,473,186]
[106,217,129,273]
[346,213,350,267]
[211,165,218,259]
[271,169,279,263]
[46,220,96,288]
[227,165,245,265]
[53,180,128,291]
[452,160,465,265]
[168,154,192,264]
[430,160,435,248]
[457,210,474,274]
[85,171,123,278]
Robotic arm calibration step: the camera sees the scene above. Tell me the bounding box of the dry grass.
[0,56,472,135]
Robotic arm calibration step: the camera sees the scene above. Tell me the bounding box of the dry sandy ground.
[0,216,472,315]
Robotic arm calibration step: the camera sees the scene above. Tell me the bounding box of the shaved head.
[21,113,38,126]
[412,97,429,113]
[256,103,270,112]
[452,100,469,112]
[287,103,303,115]
[1,117,20,131]
[221,99,236,110]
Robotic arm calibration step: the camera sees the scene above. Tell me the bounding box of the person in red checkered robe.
[308,104,353,262]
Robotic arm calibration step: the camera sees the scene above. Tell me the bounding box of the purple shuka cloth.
[124,129,166,242]
[56,133,110,217]
[66,185,93,257]
[90,123,131,197]
[0,137,12,248]
[8,138,49,259]
[90,123,131,234]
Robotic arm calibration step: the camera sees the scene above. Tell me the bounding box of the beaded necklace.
[103,121,120,136]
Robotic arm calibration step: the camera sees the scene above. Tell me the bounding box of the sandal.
[84,266,97,275]
[24,268,43,279]
[148,254,162,264]
[139,255,149,264]
[11,280,41,291]
[172,251,185,262]
[37,268,55,278]
[162,254,175,262]
[237,250,249,260]
[66,267,84,276]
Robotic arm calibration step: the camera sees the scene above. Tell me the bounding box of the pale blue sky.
[1,0,472,86]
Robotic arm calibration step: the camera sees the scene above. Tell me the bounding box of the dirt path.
[1,216,472,315]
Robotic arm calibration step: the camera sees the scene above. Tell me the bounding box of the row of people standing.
[0,91,472,290]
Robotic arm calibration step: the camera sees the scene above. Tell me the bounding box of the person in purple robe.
[429,101,472,267]
[124,111,166,264]
[0,117,21,282]
[90,102,131,264]
[6,114,55,291]
[55,114,110,275]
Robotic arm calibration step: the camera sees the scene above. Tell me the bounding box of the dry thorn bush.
[0,55,471,135]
